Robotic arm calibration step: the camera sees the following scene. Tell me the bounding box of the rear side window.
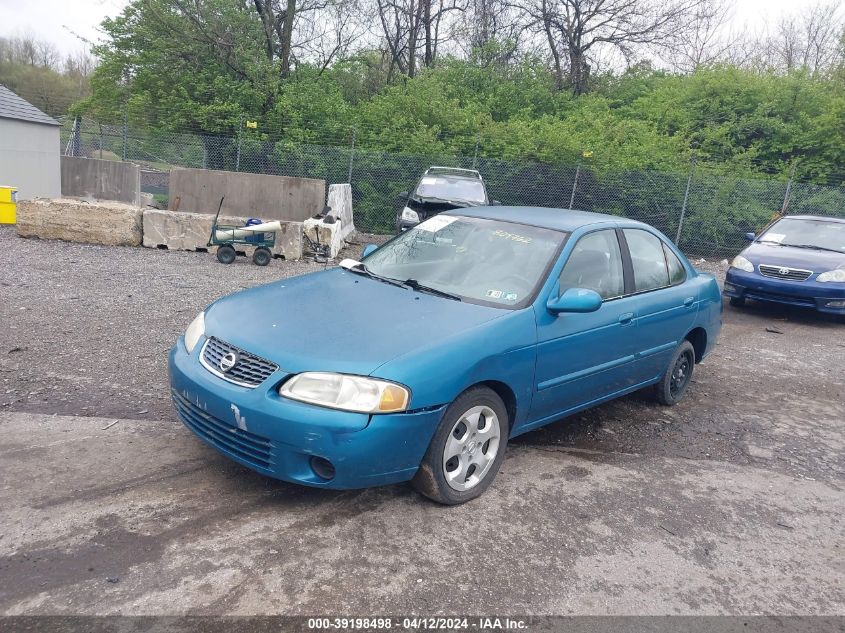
[559,229,625,299]
[624,229,670,292]
[664,243,686,285]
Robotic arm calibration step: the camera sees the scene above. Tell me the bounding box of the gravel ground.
[1,226,843,615]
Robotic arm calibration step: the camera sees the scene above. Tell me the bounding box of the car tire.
[411,386,509,505]
[253,247,272,266]
[729,296,745,308]
[654,340,696,406]
[216,244,236,264]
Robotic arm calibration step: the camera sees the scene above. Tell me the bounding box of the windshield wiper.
[345,262,410,289]
[781,243,844,254]
[403,279,462,301]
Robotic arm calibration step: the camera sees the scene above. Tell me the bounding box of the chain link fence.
[61,117,845,258]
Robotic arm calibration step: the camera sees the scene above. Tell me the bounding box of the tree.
[757,2,844,75]
[520,0,715,93]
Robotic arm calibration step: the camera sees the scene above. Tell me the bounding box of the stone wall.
[16,198,143,246]
[143,209,302,260]
[169,168,325,221]
[61,156,141,206]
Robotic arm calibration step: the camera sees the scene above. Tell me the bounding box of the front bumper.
[724,268,845,314]
[169,338,445,489]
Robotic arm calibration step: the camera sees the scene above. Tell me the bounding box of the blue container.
[245,218,264,244]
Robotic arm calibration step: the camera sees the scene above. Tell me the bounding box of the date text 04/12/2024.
[307,618,529,630]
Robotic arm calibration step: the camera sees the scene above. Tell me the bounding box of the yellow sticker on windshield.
[494,229,531,244]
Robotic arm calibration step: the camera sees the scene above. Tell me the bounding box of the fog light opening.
[311,456,336,480]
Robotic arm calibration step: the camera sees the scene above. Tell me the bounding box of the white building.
[0,85,61,200]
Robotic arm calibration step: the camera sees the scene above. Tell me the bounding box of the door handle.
[618,312,635,324]
[683,297,695,307]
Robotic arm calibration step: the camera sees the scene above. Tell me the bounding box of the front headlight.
[817,268,845,283]
[730,255,754,273]
[279,372,410,413]
[400,206,420,223]
[184,311,205,354]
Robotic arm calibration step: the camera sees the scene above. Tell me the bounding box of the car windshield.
[758,218,845,252]
[415,176,487,203]
[362,215,566,307]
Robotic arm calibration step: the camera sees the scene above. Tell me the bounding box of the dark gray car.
[396,167,494,232]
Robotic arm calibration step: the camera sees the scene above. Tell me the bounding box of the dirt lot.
[0,226,843,615]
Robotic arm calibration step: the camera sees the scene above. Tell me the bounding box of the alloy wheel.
[442,405,501,491]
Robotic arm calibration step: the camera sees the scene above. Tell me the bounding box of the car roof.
[448,206,639,232]
[782,214,845,223]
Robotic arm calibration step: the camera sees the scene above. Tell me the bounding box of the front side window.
[363,215,566,307]
[559,229,625,300]
[624,229,670,292]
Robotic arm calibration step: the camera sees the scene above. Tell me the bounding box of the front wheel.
[412,386,509,505]
[729,296,745,308]
[653,340,696,406]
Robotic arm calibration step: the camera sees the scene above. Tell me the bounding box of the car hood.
[742,242,845,272]
[203,268,507,376]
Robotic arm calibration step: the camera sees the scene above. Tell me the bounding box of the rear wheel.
[252,247,272,266]
[412,386,508,505]
[729,296,745,308]
[216,244,236,264]
[654,340,696,406]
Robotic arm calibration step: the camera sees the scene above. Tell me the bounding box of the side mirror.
[362,244,378,258]
[547,288,603,315]
[397,191,409,202]
[744,232,756,241]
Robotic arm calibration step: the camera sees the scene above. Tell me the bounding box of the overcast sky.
[0,0,833,56]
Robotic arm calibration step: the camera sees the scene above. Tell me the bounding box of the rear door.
[530,229,640,425]
[620,229,698,383]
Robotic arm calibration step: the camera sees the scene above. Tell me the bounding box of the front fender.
[371,309,537,428]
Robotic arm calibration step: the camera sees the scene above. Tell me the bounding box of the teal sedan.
[170,207,722,504]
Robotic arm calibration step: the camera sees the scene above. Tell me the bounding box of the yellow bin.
[0,186,17,224]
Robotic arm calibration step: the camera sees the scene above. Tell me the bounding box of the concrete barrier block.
[169,168,325,222]
[61,156,141,206]
[16,198,143,247]
[303,217,344,259]
[143,209,303,260]
[326,184,355,240]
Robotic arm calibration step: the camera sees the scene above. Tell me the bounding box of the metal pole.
[235,117,243,172]
[347,128,356,184]
[675,159,696,245]
[122,107,128,160]
[780,160,798,215]
[472,132,480,169]
[569,161,581,209]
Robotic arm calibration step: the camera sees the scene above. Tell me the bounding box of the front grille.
[200,337,279,388]
[172,390,273,470]
[758,264,813,281]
